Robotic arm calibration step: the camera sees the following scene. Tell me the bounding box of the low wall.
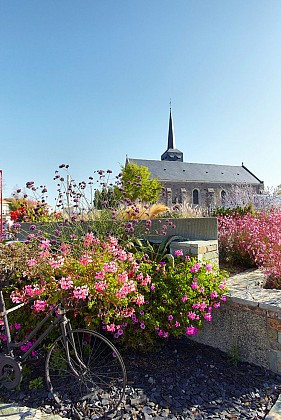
[191,270,281,374]
[147,217,218,241]
[170,240,219,266]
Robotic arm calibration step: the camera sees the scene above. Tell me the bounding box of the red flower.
[10,210,19,220]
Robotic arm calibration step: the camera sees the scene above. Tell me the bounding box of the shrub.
[2,233,228,349]
[218,209,281,288]
[117,255,228,348]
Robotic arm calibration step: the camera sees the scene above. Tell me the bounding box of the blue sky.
[1,0,281,204]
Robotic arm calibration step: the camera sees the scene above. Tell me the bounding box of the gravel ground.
[1,337,281,419]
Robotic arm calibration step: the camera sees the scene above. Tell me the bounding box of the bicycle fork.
[59,315,88,378]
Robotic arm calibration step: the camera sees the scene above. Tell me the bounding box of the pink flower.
[151,284,155,290]
[174,321,180,327]
[190,263,201,273]
[121,307,135,318]
[24,284,44,297]
[220,295,227,302]
[94,281,108,293]
[39,239,51,250]
[73,285,89,300]
[174,249,183,257]
[204,313,212,322]
[117,250,127,261]
[27,258,37,267]
[185,325,199,336]
[181,295,188,302]
[117,272,128,283]
[199,302,208,311]
[60,243,71,255]
[210,291,218,299]
[95,271,105,280]
[32,300,47,313]
[136,273,144,282]
[14,323,21,330]
[60,277,73,290]
[141,274,151,286]
[10,291,24,303]
[134,294,145,306]
[49,256,64,268]
[103,262,117,273]
[116,280,136,298]
[79,254,93,266]
[106,324,116,332]
[191,281,199,290]
[20,340,33,353]
[168,315,173,321]
[205,264,213,271]
[84,232,95,246]
[188,311,197,320]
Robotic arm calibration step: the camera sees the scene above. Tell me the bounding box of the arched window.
[192,189,199,205]
[221,190,226,206]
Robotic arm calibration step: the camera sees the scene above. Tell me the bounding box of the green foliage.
[118,256,228,349]
[118,163,162,203]
[212,204,255,218]
[229,345,239,366]
[28,377,44,390]
[93,187,119,210]
[127,235,185,266]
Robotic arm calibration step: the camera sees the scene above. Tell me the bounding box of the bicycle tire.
[45,328,127,416]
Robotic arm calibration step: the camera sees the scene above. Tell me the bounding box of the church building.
[126,109,264,209]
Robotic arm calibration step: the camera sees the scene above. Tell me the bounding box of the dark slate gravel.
[1,337,281,419]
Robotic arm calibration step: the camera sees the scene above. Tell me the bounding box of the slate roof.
[126,158,263,185]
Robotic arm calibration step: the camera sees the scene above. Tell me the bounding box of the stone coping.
[226,269,281,311]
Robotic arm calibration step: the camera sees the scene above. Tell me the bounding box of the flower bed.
[218,208,281,289]
[0,233,227,350]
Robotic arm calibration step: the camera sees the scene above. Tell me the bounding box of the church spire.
[167,104,176,149]
[161,104,183,162]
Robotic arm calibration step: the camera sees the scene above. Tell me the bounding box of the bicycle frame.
[0,290,67,361]
[0,290,86,378]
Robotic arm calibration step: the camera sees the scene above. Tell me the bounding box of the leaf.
[158,235,185,254]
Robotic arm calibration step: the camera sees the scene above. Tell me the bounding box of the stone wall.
[191,270,281,374]
[161,181,262,208]
[170,240,219,266]
[146,218,219,265]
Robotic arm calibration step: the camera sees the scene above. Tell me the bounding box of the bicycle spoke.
[45,329,126,416]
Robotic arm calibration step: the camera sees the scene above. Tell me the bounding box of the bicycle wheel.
[45,329,126,416]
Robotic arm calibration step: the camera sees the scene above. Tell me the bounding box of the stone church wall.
[161,181,261,209]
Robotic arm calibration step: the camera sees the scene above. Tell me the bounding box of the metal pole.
[0,170,2,241]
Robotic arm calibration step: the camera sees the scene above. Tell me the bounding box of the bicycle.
[0,273,127,418]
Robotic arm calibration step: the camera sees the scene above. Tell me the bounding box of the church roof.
[126,157,263,185]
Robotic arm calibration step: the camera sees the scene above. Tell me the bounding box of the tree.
[94,186,119,210]
[118,164,162,203]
